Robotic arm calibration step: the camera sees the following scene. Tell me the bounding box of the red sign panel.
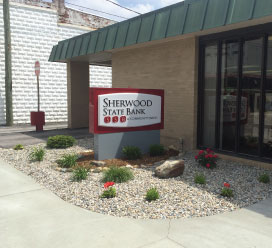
[89,88,164,134]
[35,61,40,76]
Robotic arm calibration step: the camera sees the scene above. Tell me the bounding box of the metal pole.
[37,75,40,112]
[3,0,13,126]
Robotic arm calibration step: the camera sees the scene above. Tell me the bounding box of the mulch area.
[76,149,179,168]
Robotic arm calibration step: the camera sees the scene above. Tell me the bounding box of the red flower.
[214,155,218,158]
[206,148,211,153]
[199,150,204,155]
[104,182,115,188]
[224,182,230,188]
[195,155,198,160]
[206,163,211,168]
[205,154,209,159]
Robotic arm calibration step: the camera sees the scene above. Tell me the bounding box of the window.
[220,41,239,151]
[199,26,272,161]
[201,44,217,147]
[264,37,272,158]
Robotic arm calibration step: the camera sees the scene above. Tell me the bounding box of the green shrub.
[14,144,24,150]
[145,188,159,202]
[101,166,134,183]
[258,173,270,184]
[194,173,206,184]
[221,188,233,198]
[57,154,78,168]
[47,135,75,149]
[122,146,142,160]
[29,147,45,162]
[100,187,116,199]
[149,144,165,157]
[71,168,88,182]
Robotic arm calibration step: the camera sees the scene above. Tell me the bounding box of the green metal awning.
[49,0,272,64]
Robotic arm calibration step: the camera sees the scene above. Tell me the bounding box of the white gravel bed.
[1,137,272,219]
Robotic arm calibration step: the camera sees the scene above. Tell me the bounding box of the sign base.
[94,130,160,160]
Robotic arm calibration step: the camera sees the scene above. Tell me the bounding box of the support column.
[67,61,89,129]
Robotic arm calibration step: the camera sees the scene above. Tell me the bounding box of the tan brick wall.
[112,37,198,151]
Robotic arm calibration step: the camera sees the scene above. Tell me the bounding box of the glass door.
[219,41,239,151]
[201,44,217,148]
[264,36,272,158]
[239,38,263,155]
[200,31,272,162]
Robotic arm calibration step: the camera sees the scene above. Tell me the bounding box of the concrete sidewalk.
[0,124,92,148]
[0,159,272,248]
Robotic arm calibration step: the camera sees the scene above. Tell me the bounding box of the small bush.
[221,188,233,198]
[122,146,142,160]
[29,147,45,161]
[47,135,75,149]
[258,173,270,184]
[100,187,116,199]
[14,144,24,150]
[195,148,218,169]
[194,173,206,184]
[101,166,134,183]
[71,168,88,182]
[149,144,165,157]
[145,188,159,202]
[57,154,78,168]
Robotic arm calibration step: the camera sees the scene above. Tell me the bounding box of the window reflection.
[201,35,272,160]
[239,38,262,155]
[220,41,239,151]
[202,44,217,147]
[264,37,272,158]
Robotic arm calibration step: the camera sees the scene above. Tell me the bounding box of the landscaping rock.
[155,160,185,178]
[93,167,102,173]
[178,151,185,157]
[91,160,106,167]
[77,154,84,159]
[126,164,133,168]
[83,150,93,153]
[168,145,179,153]
[1,137,272,220]
[55,167,73,173]
[168,156,179,160]
[153,160,165,167]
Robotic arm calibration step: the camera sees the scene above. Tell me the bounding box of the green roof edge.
[49,0,272,63]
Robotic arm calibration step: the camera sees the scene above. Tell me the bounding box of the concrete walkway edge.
[0,159,272,248]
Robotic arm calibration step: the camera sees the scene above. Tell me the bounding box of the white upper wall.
[0,1,112,125]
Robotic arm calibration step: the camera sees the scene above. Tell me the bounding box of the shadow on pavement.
[0,128,93,148]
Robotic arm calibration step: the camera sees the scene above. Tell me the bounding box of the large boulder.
[155,160,185,178]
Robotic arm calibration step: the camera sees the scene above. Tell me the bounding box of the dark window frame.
[197,23,272,163]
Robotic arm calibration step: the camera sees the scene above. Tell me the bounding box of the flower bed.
[0,138,272,219]
[76,148,179,168]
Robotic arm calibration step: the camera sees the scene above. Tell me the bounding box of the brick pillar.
[67,61,89,129]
